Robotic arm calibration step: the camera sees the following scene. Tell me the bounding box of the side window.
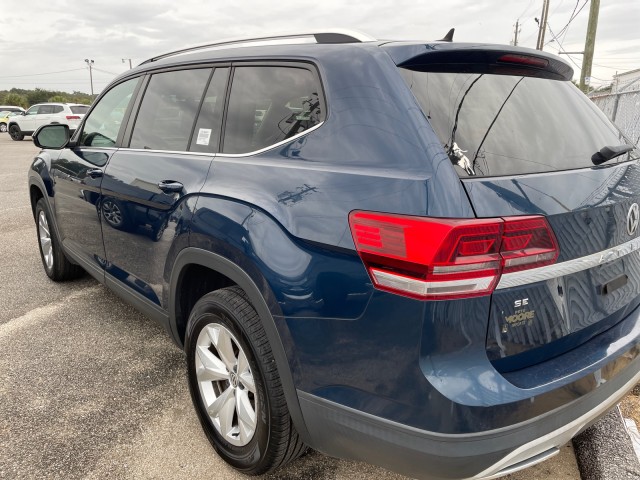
[38,105,54,114]
[222,66,323,155]
[189,68,229,153]
[25,106,40,115]
[130,69,211,151]
[52,105,64,114]
[81,78,139,147]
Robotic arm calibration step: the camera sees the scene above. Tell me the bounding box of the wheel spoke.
[196,346,229,382]
[207,385,234,418]
[207,386,236,439]
[236,388,256,428]
[237,351,256,393]
[209,326,237,371]
[39,215,50,235]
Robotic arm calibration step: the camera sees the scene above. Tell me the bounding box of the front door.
[53,78,141,277]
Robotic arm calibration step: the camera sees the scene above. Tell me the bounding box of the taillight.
[500,217,558,273]
[66,115,81,120]
[497,54,549,68]
[349,211,558,300]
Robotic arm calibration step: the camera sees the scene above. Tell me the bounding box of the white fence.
[590,88,640,146]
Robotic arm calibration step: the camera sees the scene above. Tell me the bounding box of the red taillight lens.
[66,115,81,120]
[501,217,559,273]
[349,211,559,300]
[497,54,549,68]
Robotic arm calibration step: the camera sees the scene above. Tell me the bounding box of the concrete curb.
[572,407,640,479]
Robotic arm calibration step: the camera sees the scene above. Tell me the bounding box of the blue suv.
[28,29,640,479]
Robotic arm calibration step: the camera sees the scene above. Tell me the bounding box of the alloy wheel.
[195,323,258,447]
[38,211,53,270]
[102,200,123,226]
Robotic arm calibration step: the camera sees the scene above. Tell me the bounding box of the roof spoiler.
[383,43,574,81]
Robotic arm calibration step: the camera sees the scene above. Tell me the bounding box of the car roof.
[104,29,572,87]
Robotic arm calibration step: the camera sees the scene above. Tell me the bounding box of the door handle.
[157,180,184,193]
[86,168,103,178]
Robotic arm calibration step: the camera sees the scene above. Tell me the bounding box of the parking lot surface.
[0,134,580,479]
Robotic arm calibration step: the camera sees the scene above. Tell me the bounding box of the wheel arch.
[169,247,311,443]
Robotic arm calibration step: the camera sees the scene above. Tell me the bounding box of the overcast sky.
[1,0,638,95]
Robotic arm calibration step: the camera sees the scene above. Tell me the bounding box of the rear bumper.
[299,354,640,479]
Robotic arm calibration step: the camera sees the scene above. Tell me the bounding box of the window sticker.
[196,128,212,146]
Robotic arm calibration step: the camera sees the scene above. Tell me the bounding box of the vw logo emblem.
[627,203,640,236]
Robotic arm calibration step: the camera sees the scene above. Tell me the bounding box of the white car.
[8,103,89,141]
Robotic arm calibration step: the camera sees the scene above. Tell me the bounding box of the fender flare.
[168,247,311,443]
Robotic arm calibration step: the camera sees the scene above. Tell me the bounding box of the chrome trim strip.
[119,148,214,157]
[497,235,640,289]
[219,122,324,158]
[473,367,640,479]
[121,122,323,158]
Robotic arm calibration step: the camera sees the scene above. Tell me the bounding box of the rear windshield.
[399,70,639,177]
[70,105,89,114]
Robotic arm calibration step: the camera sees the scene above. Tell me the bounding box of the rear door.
[100,67,228,307]
[399,59,640,372]
[33,104,54,129]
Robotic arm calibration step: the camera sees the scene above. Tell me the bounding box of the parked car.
[0,111,22,133]
[27,30,640,480]
[9,102,89,140]
[0,105,25,113]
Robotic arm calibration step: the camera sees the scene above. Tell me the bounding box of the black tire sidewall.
[185,295,272,472]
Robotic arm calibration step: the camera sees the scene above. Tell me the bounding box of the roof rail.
[140,29,376,65]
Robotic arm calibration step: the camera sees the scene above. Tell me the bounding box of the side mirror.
[33,124,70,149]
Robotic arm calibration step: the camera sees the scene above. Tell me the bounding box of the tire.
[9,124,24,141]
[0,122,6,133]
[185,287,307,475]
[35,198,84,281]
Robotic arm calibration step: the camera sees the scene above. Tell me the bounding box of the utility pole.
[579,0,600,92]
[84,59,95,96]
[536,0,550,50]
[122,58,132,69]
[513,19,521,46]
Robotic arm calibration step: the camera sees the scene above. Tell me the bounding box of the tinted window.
[52,105,64,114]
[189,68,228,153]
[130,69,211,151]
[38,105,54,114]
[26,106,40,115]
[81,78,139,147]
[70,105,89,114]
[223,66,323,154]
[400,70,639,177]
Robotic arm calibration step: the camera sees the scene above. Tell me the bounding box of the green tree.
[3,92,28,108]
[48,95,67,102]
[27,88,51,106]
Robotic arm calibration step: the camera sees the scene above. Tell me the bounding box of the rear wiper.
[591,144,634,165]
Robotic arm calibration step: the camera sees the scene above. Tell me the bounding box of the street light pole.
[122,58,132,69]
[84,59,95,97]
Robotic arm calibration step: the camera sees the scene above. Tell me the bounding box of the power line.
[3,68,86,78]
[92,67,119,76]
[553,0,588,40]
[518,0,536,19]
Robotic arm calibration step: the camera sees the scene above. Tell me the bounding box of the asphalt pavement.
[0,133,581,479]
